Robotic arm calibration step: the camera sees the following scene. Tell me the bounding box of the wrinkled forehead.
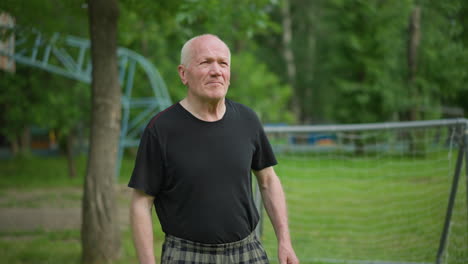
[191,37,231,61]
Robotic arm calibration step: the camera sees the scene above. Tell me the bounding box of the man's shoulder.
[146,103,181,131]
[227,99,263,129]
[227,99,257,117]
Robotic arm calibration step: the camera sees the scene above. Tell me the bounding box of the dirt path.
[0,185,133,231]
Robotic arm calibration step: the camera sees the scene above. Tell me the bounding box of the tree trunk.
[81,0,121,263]
[407,6,421,121]
[281,0,301,122]
[10,136,19,156]
[305,29,316,123]
[66,130,77,179]
[407,6,425,156]
[19,126,31,154]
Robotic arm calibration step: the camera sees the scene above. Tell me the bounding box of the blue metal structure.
[1,27,172,176]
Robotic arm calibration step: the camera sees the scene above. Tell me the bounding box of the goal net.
[258,119,468,264]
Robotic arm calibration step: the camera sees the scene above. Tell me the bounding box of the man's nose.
[209,63,222,75]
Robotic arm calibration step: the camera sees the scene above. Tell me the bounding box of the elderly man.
[129,34,298,264]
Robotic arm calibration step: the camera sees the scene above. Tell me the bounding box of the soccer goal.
[257,119,468,264]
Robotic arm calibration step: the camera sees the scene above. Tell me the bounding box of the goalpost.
[257,119,468,264]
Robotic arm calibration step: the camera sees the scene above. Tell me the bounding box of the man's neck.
[180,97,226,122]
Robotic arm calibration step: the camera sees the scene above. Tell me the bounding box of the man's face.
[178,36,231,102]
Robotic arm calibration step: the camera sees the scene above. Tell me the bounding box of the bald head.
[180,34,231,67]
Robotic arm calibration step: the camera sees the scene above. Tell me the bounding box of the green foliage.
[325,0,468,122]
[318,0,412,123]
[0,67,48,141]
[0,65,89,152]
[174,0,280,44]
[2,0,468,138]
[37,78,90,136]
[417,0,468,117]
[1,2,90,152]
[119,1,187,103]
[118,0,286,117]
[229,52,294,123]
[0,0,88,37]
[259,0,468,123]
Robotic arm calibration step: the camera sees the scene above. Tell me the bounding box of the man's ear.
[178,65,188,85]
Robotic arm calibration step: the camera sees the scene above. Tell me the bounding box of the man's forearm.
[130,191,156,264]
[255,167,299,264]
[259,172,291,243]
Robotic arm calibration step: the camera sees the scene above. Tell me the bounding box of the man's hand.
[279,241,299,264]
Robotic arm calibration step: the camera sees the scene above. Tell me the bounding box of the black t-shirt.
[128,99,277,243]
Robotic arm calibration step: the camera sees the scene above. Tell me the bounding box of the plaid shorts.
[161,232,270,264]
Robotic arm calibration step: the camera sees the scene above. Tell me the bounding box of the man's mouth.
[206,81,223,85]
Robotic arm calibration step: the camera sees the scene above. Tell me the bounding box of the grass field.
[0,154,135,189]
[0,155,159,264]
[0,150,467,264]
[261,151,468,264]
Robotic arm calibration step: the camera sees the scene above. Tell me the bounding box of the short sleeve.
[128,127,164,197]
[251,124,278,171]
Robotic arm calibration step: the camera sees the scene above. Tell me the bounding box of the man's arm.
[254,166,299,264]
[130,189,156,264]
